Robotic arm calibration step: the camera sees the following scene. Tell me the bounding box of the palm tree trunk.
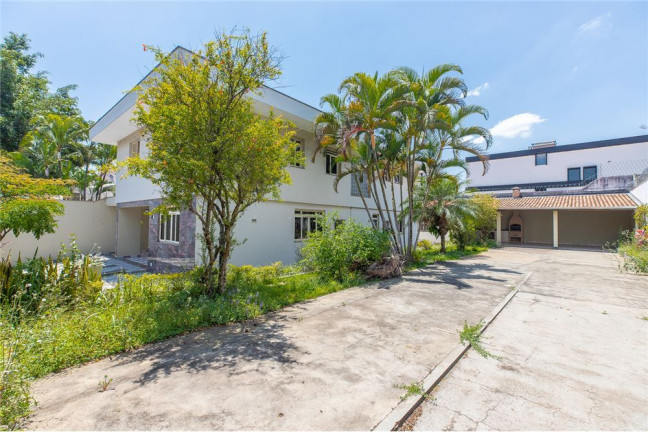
[354,171,375,228]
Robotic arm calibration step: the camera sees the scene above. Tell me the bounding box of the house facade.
[466,135,648,248]
[90,47,402,269]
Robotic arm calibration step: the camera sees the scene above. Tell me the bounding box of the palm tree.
[14,114,86,179]
[412,104,492,247]
[315,66,492,262]
[415,178,475,253]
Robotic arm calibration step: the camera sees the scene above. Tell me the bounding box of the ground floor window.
[294,210,323,240]
[159,212,180,243]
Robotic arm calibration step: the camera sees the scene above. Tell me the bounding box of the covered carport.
[495,192,638,248]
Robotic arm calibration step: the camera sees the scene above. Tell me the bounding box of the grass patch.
[405,243,488,271]
[5,268,362,381]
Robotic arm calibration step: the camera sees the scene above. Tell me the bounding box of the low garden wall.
[0,199,117,262]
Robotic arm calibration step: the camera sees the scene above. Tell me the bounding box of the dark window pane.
[165,216,171,240]
[175,215,180,242]
[294,217,301,240]
[583,166,597,182]
[302,217,308,238]
[535,153,547,165]
[567,168,581,182]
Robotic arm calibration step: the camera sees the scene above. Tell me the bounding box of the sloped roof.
[497,193,638,210]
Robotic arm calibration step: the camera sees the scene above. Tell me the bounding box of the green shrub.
[416,239,434,251]
[0,239,102,321]
[617,230,648,274]
[299,214,391,281]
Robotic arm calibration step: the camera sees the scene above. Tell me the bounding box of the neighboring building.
[90,46,403,269]
[466,135,648,248]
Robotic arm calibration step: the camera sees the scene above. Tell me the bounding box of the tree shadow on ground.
[402,260,523,290]
[112,313,301,386]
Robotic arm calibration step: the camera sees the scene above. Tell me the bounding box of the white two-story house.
[466,135,648,248]
[90,46,401,270]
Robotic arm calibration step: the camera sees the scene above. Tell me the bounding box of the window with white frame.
[290,138,304,167]
[129,140,141,157]
[325,153,339,175]
[294,210,323,240]
[159,212,180,243]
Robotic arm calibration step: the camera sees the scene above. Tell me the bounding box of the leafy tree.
[125,30,297,295]
[0,33,82,152]
[0,33,47,152]
[0,155,68,245]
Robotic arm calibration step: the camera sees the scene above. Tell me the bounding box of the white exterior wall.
[0,200,117,262]
[194,201,377,267]
[468,141,648,187]
[115,131,161,204]
[631,180,648,204]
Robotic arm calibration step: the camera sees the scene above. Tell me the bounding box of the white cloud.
[466,82,489,97]
[578,12,612,36]
[472,113,547,144]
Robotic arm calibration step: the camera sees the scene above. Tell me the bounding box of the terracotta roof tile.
[497,193,638,210]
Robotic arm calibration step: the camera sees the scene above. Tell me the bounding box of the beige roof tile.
[497,193,638,210]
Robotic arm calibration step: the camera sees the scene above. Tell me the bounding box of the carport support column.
[496,212,502,246]
[552,210,559,248]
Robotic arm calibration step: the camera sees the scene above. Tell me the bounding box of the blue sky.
[2,1,647,154]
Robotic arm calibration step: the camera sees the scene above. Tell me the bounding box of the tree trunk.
[201,209,218,296]
[216,225,232,294]
[354,172,375,228]
[440,232,446,253]
[439,217,448,253]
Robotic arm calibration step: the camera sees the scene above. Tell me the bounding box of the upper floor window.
[129,140,140,157]
[535,153,547,166]
[290,138,304,168]
[325,153,339,175]
[159,212,180,243]
[583,166,598,182]
[351,173,370,198]
[567,167,581,182]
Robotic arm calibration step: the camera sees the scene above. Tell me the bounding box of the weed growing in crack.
[459,321,500,360]
[98,375,113,392]
[394,382,433,402]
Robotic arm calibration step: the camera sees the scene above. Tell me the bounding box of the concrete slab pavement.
[26,250,523,430]
[410,247,648,431]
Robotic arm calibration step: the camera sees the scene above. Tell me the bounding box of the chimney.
[512,187,521,198]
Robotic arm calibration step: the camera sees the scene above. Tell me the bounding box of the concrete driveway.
[410,247,648,431]
[27,251,523,430]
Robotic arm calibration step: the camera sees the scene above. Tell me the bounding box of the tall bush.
[300,214,390,281]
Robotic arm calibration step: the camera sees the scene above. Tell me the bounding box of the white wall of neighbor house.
[468,142,647,187]
[631,180,648,204]
[0,200,117,263]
